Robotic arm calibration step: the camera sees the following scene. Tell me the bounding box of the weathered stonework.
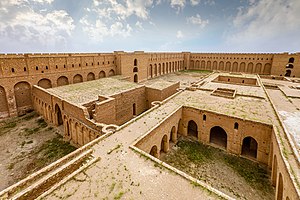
[0,51,299,200]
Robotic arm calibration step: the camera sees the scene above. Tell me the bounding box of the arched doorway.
[99,71,106,78]
[38,78,52,89]
[225,62,231,71]
[240,62,246,72]
[170,126,177,143]
[241,136,258,159]
[87,72,95,81]
[134,74,138,83]
[277,173,283,200]
[14,81,32,114]
[247,63,253,73]
[57,76,69,86]
[219,61,224,71]
[108,69,115,76]
[160,135,168,153]
[232,62,238,72]
[73,74,83,83]
[263,63,271,74]
[150,65,153,77]
[201,60,205,69]
[150,145,158,158]
[210,126,227,149]
[255,63,262,74]
[0,86,9,117]
[188,120,198,138]
[55,104,63,126]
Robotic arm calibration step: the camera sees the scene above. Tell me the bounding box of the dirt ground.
[161,137,275,200]
[0,111,76,191]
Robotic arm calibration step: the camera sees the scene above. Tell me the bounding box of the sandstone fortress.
[0,51,299,199]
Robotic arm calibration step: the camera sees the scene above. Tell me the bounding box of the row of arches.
[149,61,184,78]
[187,120,258,159]
[0,81,33,116]
[34,100,100,146]
[150,125,178,158]
[190,60,272,75]
[148,119,258,160]
[0,69,116,117]
[40,70,115,88]
[148,118,293,200]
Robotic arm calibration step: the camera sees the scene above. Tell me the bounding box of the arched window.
[133,67,138,72]
[11,68,15,73]
[36,66,39,70]
[288,57,294,63]
[134,59,138,66]
[46,66,48,70]
[234,122,239,130]
[203,114,206,121]
[24,67,27,72]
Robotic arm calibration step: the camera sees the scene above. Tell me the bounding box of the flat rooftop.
[143,79,178,90]
[37,71,299,199]
[47,76,139,105]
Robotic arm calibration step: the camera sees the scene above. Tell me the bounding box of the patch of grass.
[176,139,212,163]
[36,134,76,166]
[107,144,122,155]
[114,191,125,200]
[7,163,14,170]
[24,127,40,135]
[20,140,33,147]
[162,138,274,198]
[223,154,273,193]
[37,118,47,128]
[23,111,37,121]
[0,121,17,136]
[109,182,116,194]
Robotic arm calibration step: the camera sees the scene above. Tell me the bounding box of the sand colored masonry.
[0,51,300,200]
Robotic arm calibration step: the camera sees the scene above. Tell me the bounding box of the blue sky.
[0,0,299,53]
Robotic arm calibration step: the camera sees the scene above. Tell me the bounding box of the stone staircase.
[0,147,98,200]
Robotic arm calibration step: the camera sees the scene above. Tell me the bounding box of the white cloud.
[80,17,132,42]
[92,0,154,20]
[170,0,186,11]
[187,14,209,28]
[176,30,184,38]
[0,1,74,47]
[190,0,200,6]
[226,0,300,51]
[31,0,54,4]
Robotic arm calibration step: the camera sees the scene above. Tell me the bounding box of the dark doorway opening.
[188,120,198,138]
[241,136,258,159]
[210,126,227,149]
